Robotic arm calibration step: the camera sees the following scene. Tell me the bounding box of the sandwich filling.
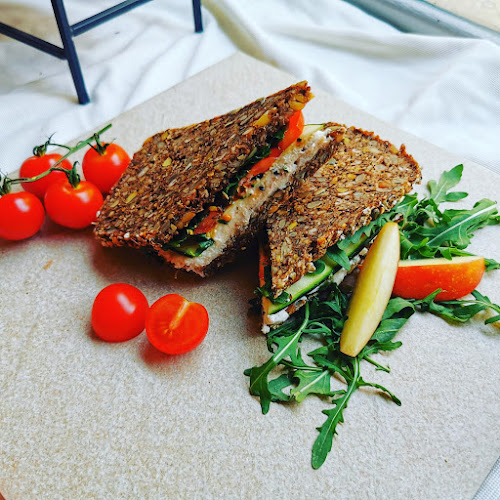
[161,111,304,258]
[159,124,333,274]
[258,222,376,332]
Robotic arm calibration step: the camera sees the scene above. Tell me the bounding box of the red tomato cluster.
[2,135,209,355]
[92,285,209,354]
[0,141,130,241]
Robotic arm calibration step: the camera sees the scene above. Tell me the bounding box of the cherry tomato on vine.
[92,283,149,342]
[0,192,45,241]
[146,294,209,355]
[82,143,130,194]
[44,179,103,229]
[20,154,72,199]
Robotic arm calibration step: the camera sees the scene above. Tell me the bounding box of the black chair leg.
[192,0,203,33]
[51,0,90,104]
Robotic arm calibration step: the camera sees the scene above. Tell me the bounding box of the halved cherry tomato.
[278,110,304,151]
[20,154,72,199]
[146,294,209,355]
[92,283,149,342]
[44,179,103,229]
[82,143,130,194]
[0,192,45,241]
[392,256,485,301]
[193,207,223,235]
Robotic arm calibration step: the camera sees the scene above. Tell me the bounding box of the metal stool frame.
[0,0,203,104]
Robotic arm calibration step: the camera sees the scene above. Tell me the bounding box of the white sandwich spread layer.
[261,249,368,333]
[160,128,331,274]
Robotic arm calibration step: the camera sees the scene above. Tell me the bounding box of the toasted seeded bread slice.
[94,82,312,251]
[158,124,346,276]
[266,125,421,297]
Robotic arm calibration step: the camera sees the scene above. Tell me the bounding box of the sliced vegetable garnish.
[223,126,287,200]
[278,110,304,151]
[340,222,400,357]
[192,207,223,235]
[392,255,485,301]
[258,233,371,317]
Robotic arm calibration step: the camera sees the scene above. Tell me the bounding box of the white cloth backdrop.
[0,0,499,175]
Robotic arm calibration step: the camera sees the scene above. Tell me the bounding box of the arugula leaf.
[485,258,500,271]
[268,374,293,403]
[427,164,467,204]
[421,199,498,249]
[414,289,500,324]
[398,166,500,261]
[247,303,310,414]
[311,359,356,469]
[325,246,351,271]
[291,369,333,403]
[357,377,402,405]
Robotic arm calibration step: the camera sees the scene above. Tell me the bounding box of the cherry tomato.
[92,284,149,342]
[146,294,209,355]
[0,192,45,241]
[44,179,103,229]
[278,110,304,151]
[20,153,72,199]
[82,143,131,194]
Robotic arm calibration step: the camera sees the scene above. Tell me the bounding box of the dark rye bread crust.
[94,82,312,251]
[267,125,421,296]
[187,127,344,277]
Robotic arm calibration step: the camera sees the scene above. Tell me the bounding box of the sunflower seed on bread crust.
[266,124,421,297]
[93,82,313,252]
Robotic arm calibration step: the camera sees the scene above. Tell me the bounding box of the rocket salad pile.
[245,164,500,469]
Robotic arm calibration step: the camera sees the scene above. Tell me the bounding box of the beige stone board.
[0,53,499,499]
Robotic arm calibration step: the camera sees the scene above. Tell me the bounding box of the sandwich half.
[257,125,421,332]
[94,83,341,275]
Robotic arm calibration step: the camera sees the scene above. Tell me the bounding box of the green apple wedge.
[340,222,400,357]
